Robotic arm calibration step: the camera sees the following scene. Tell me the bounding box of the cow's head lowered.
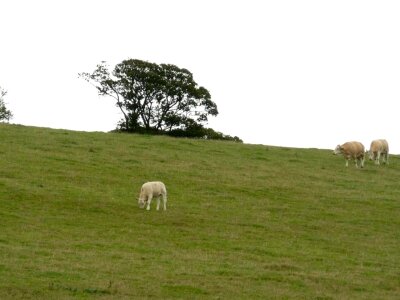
[138,196,147,209]
[333,145,343,155]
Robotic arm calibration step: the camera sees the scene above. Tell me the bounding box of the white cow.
[368,139,389,165]
[333,141,365,168]
[138,181,167,211]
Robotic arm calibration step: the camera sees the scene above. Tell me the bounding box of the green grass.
[1,123,399,299]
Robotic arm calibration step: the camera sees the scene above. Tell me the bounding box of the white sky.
[1,0,400,153]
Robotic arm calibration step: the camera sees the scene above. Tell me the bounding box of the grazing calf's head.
[138,196,146,209]
[333,145,342,155]
[368,150,375,161]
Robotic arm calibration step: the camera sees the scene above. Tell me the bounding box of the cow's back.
[145,181,166,195]
[370,140,381,152]
[343,141,364,157]
[380,139,389,153]
[370,139,389,153]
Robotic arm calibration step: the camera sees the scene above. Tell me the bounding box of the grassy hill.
[1,123,399,299]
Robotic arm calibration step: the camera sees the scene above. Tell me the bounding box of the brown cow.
[368,139,389,165]
[333,141,365,168]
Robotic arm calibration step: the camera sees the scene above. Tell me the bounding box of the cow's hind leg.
[383,153,389,164]
[156,196,161,211]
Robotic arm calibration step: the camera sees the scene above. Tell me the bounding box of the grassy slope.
[0,123,399,299]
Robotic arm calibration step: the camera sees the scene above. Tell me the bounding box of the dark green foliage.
[0,87,12,122]
[168,124,243,142]
[112,121,243,142]
[79,59,218,134]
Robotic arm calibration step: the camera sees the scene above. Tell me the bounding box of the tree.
[0,87,13,122]
[79,59,218,133]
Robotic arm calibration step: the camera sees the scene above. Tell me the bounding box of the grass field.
[1,123,399,299]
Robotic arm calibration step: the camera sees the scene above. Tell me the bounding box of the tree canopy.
[0,87,13,122]
[79,59,219,134]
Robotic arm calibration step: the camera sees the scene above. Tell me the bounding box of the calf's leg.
[146,195,153,211]
[156,196,161,211]
[162,194,167,211]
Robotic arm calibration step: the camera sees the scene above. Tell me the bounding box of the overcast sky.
[1,0,400,153]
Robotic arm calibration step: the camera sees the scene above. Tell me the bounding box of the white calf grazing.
[369,139,389,165]
[333,141,365,168]
[138,181,167,211]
